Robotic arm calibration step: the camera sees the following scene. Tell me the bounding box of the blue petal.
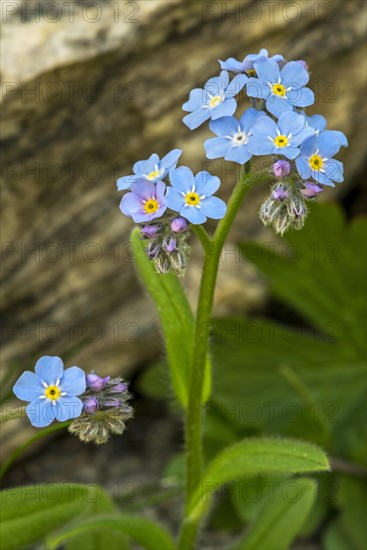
[170,166,195,193]
[195,172,221,196]
[327,130,348,147]
[219,58,244,73]
[26,398,56,427]
[307,114,327,131]
[266,95,292,118]
[317,132,342,158]
[248,135,274,156]
[225,74,248,98]
[300,135,317,156]
[251,115,278,137]
[55,396,83,421]
[239,108,266,133]
[13,371,44,402]
[133,154,159,175]
[120,192,143,216]
[325,159,344,183]
[34,356,63,385]
[204,137,231,159]
[117,175,136,191]
[165,188,185,212]
[200,197,227,219]
[290,126,315,147]
[277,146,300,160]
[160,149,182,170]
[225,145,252,164]
[254,59,280,83]
[180,206,207,225]
[206,70,229,91]
[281,61,310,88]
[277,111,305,136]
[183,109,211,130]
[61,367,86,396]
[183,88,206,111]
[289,87,314,108]
[246,78,269,99]
[296,156,311,179]
[310,170,334,186]
[131,206,166,223]
[211,98,237,119]
[209,116,238,136]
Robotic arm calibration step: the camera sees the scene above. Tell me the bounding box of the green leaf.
[240,203,366,355]
[46,514,176,550]
[0,484,99,550]
[131,228,211,407]
[335,475,367,549]
[236,478,317,550]
[188,437,329,520]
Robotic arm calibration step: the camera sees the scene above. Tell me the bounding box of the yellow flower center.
[143,198,159,214]
[309,154,323,171]
[274,135,289,147]
[246,69,256,77]
[209,95,222,108]
[185,192,200,206]
[45,385,61,401]
[146,170,161,181]
[272,83,286,96]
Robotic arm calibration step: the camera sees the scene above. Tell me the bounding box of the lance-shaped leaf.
[188,438,329,521]
[131,227,211,407]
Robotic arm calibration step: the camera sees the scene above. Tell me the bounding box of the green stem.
[191,224,211,248]
[178,167,269,549]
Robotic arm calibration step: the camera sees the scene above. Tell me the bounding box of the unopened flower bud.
[140,224,161,239]
[84,397,99,414]
[272,184,289,201]
[272,160,291,178]
[300,182,323,198]
[170,217,189,233]
[86,373,110,391]
[110,383,128,393]
[146,243,160,260]
[164,237,177,254]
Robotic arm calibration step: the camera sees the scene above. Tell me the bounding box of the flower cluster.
[13,357,133,444]
[117,48,347,252]
[68,372,133,445]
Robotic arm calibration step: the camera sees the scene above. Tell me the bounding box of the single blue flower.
[164,167,227,224]
[204,108,266,164]
[13,356,86,428]
[295,133,344,186]
[219,49,284,74]
[299,112,348,147]
[120,180,167,223]
[248,111,315,159]
[117,149,182,191]
[182,71,247,130]
[247,59,314,117]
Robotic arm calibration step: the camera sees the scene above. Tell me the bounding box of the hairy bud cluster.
[259,182,310,235]
[68,372,133,444]
[141,217,190,277]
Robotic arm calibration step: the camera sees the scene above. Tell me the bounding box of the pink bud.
[171,217,188,233]
[272,160,291,177]
[84,397,99,414]
[86,373,110,391]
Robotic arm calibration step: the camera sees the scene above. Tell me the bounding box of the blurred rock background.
[1,0,366,457]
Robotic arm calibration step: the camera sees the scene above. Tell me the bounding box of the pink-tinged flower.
[120,180,167,223]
